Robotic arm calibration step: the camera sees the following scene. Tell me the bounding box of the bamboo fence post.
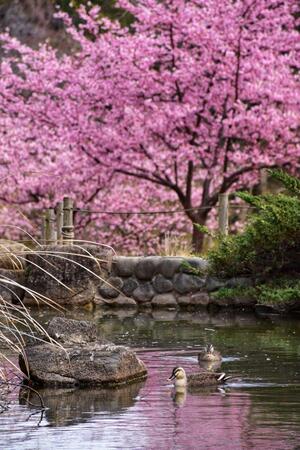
[44,210,50,244]
[56,201,63,244]
[218,193,229,235]
[41,214,47,245]
[260,168,268,194]
[62,197,74,245]
[45,208,56,244]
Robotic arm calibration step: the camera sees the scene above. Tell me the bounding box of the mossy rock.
[0,241,29,270]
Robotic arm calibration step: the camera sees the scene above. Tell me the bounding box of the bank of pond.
[1,308,300,449]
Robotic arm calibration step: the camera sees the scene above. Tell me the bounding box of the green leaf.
[268,169,300,196]
[193,223,215,237]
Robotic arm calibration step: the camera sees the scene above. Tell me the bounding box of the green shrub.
[212,278,300,307]
[257,279,300,305]
[208,171,300,278]
[212,286,256,300]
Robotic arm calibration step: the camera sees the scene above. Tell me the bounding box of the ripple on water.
[1,310,300,450]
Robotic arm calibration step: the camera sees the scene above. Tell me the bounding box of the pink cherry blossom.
[0,0,299,252]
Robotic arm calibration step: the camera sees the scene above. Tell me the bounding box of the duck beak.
[168,373,176,381]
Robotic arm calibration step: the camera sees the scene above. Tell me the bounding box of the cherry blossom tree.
[0,0,299,252]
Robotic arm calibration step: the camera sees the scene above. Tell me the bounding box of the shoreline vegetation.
[0,169,299,413]
[211,279,300,313]
[203,170,300,314]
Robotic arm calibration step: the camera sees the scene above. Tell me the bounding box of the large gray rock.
[132,282,156,303]
[173,273,206,294]
[152,293,177,308]
[101,294,137,308]
[122,277,139,296]
[177,292,210,306]
[113,257,140,277]
[0,241,27,305]
[24,245,113,306]
[152,274,173,293]
[206,277,227,292]
[98,277,123,299]
[0,241,28,270]
[156,257,183,278]
[134,257,161,280]
[19,318,147,386]
[20,342,147,386]
[0,268,25,303]
[177,295,191,306]
[191,292,210,305]
[47,317,97,344]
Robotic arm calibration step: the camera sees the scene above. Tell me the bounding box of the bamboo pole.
[44,210,50,244]
[45,208,56,244]
[260,168,268,194]
[56,201,63,244]
[41,214,47,245]
[62,197,74,245]
[218,193,229,235]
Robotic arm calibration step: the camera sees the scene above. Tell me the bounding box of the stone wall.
[96,256,213,308]
[23,244,113,306]
[21,248,254,309]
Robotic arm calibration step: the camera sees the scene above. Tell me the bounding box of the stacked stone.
[95,256,210,308]
[0,241,28,304]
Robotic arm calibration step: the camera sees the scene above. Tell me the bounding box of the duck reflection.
[19,381,145,427]
[172,387,187,408]
[171,383,229,408]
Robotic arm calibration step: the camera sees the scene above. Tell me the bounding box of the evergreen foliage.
[212,279,300,307]
[208,172,300,278]
[268,168,300,196]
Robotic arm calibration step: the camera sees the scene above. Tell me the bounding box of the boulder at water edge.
[19,317,147,387]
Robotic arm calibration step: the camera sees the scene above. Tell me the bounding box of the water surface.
[1,308,300,449]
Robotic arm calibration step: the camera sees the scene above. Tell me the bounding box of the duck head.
[168,367,187,387]
[206,344,214,354]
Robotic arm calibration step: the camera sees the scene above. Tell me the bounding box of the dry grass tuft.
[160,232,194,257]
[0,232,114,415]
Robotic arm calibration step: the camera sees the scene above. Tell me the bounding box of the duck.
[198,344,222,362]
[199,359,222,373]
[168,366,231,388]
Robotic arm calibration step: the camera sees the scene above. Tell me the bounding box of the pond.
[1,307,300,449]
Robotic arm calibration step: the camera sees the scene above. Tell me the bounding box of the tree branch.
[185,160,193,206]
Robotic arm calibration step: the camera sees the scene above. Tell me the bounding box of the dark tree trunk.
[192,224,205,253]
[191,211,209,253]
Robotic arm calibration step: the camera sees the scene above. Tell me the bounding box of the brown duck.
[168,366,231,388]
[198,344,222,362]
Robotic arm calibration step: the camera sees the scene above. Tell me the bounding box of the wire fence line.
[74,204,256,216]
[38,193,256,246]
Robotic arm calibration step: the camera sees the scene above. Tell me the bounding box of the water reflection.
[19,382,145,427]
[1,309,300,449]
[172,387,187,407]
